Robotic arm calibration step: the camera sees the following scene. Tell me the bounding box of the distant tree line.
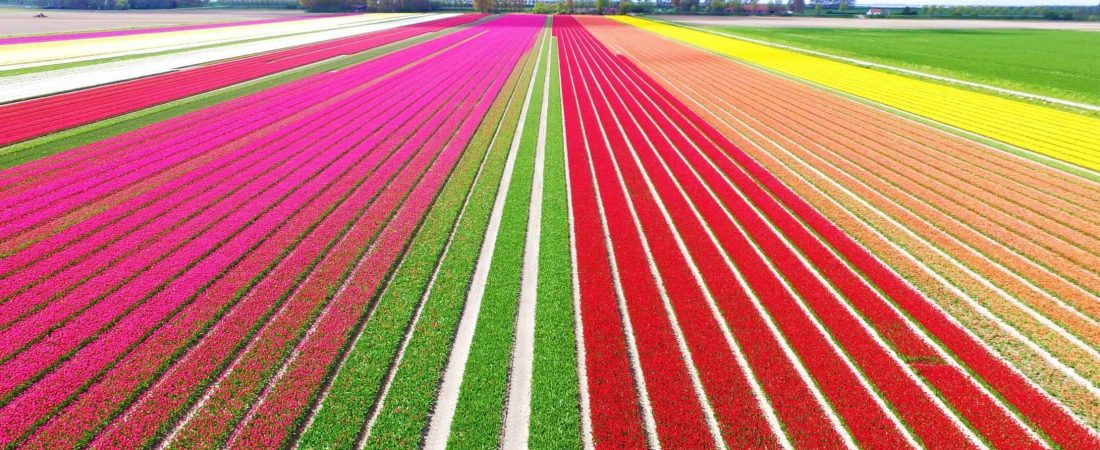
[920,4,1100,21]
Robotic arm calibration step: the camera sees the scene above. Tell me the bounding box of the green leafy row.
[296,24,543,450]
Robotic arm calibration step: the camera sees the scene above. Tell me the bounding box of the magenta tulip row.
[0,14,542,450]
[0,15,482,147]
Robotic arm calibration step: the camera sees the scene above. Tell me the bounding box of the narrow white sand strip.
[352,41,535,447]
[501,29,551,449]
[0,14,447,104]
[421,38,545,449]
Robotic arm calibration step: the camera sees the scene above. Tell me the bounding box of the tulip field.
[0,11,1098,450]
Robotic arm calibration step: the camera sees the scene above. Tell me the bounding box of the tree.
[813,3,821,15]
[595,0,607,14]
[728,0,741,14]
[837,0,846,11]
[749,0,758,14]
[472,0,490,12]
[709,0,724,13]
[300,0,348,11]
[619,0,630,13]
[789,0,802,13]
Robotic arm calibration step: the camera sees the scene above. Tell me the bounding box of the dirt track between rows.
[581,16,1100,426]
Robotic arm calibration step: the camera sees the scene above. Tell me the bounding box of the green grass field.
[704,26,1100,106]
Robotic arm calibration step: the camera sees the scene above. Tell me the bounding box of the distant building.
[866,7,885,15]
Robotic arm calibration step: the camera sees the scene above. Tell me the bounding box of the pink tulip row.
[152,18,543,450]
[0,18,491,360]
[0,15,482,148]
[0,32,463,301]
[0,15,540,450]
[227,17,543,449]
[0,19,490,429]
[0,16,468,195]
[0,15,482,246]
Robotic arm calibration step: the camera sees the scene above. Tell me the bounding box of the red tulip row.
[0,15,538,450]
[558,15,1094,449]
[0,14,482,148]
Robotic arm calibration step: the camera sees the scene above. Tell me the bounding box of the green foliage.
[527,40,581,450]
[445,33,546,449]
[360,30,542,449]
[299,0,346,11]
[531,1,554,13]
[709,26,1100,106]
[293,29,530,450]
[628,0,651,13]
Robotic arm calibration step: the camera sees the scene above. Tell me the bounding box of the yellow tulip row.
[612,16,1100,173]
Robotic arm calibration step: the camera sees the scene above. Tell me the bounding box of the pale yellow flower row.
[612,16,1100,173]
[0,13,409,68]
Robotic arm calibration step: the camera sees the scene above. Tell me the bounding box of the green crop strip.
[360,27,545,450]
[0,21,470,170]
[444,23,551,450]
[528,37,581,450]
[295,25,542,450]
